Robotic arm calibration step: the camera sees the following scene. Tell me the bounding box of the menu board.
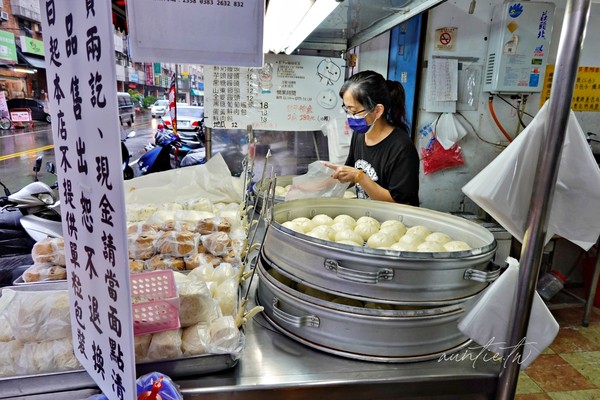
[204,54,346,131]
[40,1,136,399]
[541,65,600,111]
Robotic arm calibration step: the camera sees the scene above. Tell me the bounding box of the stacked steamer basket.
[255,198,500,362]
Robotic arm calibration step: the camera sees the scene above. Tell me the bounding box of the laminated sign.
[40,1,136,399]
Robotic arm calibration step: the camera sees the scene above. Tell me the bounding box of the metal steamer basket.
[256,256,472,362]
[263,198,500,305]
[252,175,295,210]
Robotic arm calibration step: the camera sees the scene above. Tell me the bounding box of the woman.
[325,70,420,206]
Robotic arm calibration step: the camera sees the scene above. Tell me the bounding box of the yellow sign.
[541,65,600,111]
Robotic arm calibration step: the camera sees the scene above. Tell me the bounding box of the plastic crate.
[130,270,180,336]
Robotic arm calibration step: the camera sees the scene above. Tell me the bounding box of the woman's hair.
[339,70,408,131]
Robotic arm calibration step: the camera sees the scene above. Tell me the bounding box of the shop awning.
[16,47,46,69]
[191,89,204,96]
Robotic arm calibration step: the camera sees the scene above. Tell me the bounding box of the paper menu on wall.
[425,58,458,113]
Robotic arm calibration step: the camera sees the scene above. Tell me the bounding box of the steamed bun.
[333,214,356,228]
[356,216,381,229]
[406,225,431,238]
[366,232,396,249]
[311,214,334,226]
[444,241,472,252]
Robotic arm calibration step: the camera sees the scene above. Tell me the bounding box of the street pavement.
[0,112,160,194]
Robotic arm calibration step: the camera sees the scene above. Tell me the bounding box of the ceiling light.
[264,0,341,55]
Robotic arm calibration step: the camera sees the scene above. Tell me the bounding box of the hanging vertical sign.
[168,72,177,135]
[126,0,264,67]
[40,1,136,399]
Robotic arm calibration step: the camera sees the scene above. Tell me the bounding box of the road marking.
[0,144,54,161]
[0,127,52,138]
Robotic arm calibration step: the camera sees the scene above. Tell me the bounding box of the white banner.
[40,1,136,399]
[127,0,264,67]
[205,54,346,131]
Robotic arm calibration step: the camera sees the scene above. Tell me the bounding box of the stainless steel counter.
[175,279,501,400]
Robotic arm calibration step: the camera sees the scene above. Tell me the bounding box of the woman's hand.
[324,162,362,184]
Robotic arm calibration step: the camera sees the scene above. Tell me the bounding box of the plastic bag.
[285,161,350,200]
[462,101,600,250]
[421,136,465,175]
[457,257,559,369]
[206,315,245,359]
[435,112,468,150]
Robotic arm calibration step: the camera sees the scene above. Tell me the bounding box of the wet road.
[0,112,161,194]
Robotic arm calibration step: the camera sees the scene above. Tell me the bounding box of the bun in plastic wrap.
[144,255,185,272]
[182,324,210,356]
[129,259,145,273]
[0,340,22,377]
[177,279,220,327]
[134,334,152,362]
[183,197,213,212]
[195,217,231,235]
[127,222,158,237]
[146,329,183,361]
[201,231,232,256]
[17,337,81,375]
[31,237,65,265]
[22,263,67,282]
[127,234,156,260]
[155,231,199,257]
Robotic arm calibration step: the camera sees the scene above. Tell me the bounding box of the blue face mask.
[347,115,371,133]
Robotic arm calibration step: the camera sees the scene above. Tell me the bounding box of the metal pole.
[205,127,212,160]
[495,0,591,398]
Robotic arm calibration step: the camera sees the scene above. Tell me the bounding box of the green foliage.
[142,95,157,109]
[127,89,143,104]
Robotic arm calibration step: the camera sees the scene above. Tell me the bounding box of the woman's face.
[342,91,371,122]
[342,91,381,125]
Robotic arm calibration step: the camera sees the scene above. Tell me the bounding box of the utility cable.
[456,112,502,147]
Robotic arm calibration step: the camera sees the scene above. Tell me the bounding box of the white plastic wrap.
[3,289,71,342]
[206,316,244,359]
[286,161,350,201]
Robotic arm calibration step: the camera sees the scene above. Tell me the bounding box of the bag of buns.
[22,263,67,282]
[155,231,199,257]
[31,237,65,265]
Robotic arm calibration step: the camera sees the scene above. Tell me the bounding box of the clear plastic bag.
[285,161,350,200]
[421,136,465,175]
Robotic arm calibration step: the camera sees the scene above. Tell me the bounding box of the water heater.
[483,1,555,94]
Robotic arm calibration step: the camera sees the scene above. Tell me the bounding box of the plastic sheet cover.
[462,101,600,250]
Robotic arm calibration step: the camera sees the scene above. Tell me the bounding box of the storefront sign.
[40,1,136,399]
[205,54,345,131]
[9,110,32,122]
[127,0,264,67]
[129,71,138,83]
[153,62,161,75]
[145,63,154,86]
[0,30,18,63]
[20,36,45,56]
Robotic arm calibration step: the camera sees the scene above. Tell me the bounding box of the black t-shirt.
[345,127,420,206]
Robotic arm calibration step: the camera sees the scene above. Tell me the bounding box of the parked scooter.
[122,130,136,180]
[138,127,206,175]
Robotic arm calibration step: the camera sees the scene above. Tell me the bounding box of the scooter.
[0,157,62,244]
[138,127,206,175]
[122,130,136,180]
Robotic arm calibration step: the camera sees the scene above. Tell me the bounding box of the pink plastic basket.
[130,270,180,336]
